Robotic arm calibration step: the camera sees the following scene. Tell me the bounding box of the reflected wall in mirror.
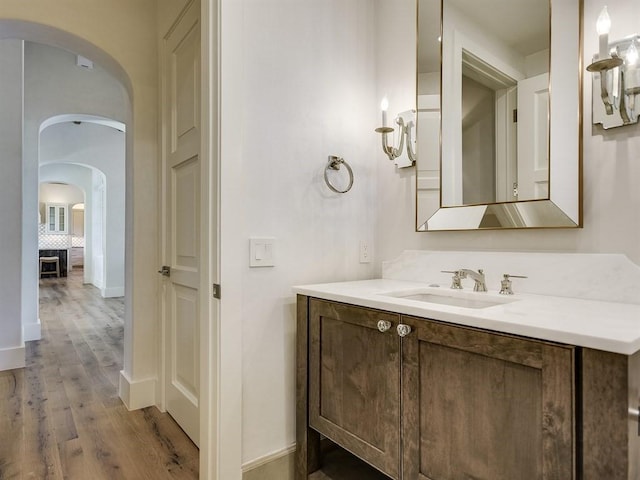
[416,0,583,231]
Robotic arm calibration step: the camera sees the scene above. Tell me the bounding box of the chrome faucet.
[459,269,487,292]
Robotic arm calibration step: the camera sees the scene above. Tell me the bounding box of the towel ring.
[324,155,353,194]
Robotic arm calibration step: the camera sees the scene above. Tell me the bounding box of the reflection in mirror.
[443,0,550,207]
[416,0,582,231]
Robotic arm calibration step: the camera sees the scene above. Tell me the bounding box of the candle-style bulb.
[597,6,611,35]
[627,42,639,66]
[380,97,389,127]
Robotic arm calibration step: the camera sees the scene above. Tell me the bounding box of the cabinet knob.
[377,320,392,333]
[397,324,412,337]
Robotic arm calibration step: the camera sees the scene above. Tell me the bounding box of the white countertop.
[293,279,640,355]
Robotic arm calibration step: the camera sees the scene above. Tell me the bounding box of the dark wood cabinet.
[308,299,401,479]
[297,297,574,480]
[297,295,635,480]
[400,316,574,480]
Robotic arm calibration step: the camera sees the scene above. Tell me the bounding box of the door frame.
[159,1,242,478]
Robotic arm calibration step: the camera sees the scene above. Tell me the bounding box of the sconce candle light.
[374,96,417,168]
[597,6,611,59]
[587,6,640,127]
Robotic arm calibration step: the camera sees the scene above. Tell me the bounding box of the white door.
[161,1,201,446]
[517,72,549,200]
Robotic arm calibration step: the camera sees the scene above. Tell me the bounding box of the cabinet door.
[401,317,574,480]
[46,203,68,233]
[309,299,401,479]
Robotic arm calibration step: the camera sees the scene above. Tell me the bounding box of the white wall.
[220,0,378,465]
[376,0,640,270]
[39,183,84,209]
[72,208,84,237]
[39,119,126,297]
[0,39,25,369]
[375,0,426,270]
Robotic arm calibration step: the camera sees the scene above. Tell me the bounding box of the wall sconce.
[587,6,640,128]
[375,97,417,168]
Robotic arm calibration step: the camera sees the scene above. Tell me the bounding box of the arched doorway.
[0,17,156,415]
[39,114,126,297]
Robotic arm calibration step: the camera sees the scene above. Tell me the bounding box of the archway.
[0,18,153,412]
[39,115,126,297]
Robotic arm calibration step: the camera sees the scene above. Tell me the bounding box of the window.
[46,203,68,234]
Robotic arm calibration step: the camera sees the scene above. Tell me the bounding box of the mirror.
[416,0,583,230]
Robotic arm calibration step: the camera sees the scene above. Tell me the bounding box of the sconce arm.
[599,69,615,115]
[619,67,632,124]
[402,116,417,164]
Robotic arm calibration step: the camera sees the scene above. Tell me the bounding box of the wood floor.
[0,270,198,480]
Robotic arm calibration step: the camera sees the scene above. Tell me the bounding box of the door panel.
[517,73,550,200]
[308,299,401,479]
[174,156,198,266]
[402,317,574,480]
[173,284,198,401]
[162,1,201,447]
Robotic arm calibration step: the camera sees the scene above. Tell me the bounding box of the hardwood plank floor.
[0,270,198,480]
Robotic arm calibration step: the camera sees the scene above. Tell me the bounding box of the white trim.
[101,286,125,298]
[118,370,156,410]
[218,0,244,475]
[242,444,296,473]
[23,318,42,341]
[201,0,218,477]
[0,344,25,371]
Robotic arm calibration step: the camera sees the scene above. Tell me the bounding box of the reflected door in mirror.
[415,0,582,231]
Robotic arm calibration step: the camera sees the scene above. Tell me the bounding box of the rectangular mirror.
[416,0,583,231]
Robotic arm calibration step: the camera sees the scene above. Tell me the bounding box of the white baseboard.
[23,319,42,342]
[119,370,156,410]
[242,444,296,478]
[102,286,125,298]
[0,344,25,371]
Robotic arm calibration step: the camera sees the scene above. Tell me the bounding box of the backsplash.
[382,250,640,305]
[38,224,71,249]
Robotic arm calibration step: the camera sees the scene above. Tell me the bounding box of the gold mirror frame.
[416,0,583,231]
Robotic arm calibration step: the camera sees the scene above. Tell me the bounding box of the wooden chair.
[40,256,60,278]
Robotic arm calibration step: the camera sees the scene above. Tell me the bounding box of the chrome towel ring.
[324,155,353,194]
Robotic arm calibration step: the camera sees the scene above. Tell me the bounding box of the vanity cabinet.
[297,296,575,480]
[308,299,402,478]
[400,315,574,480]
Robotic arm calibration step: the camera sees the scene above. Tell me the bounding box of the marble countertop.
[293,279,640,355]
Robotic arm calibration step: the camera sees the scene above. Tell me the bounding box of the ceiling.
[418,0,550,73]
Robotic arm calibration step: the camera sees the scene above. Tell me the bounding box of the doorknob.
[158,266,171,277]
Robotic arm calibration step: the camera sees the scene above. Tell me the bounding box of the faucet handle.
[441,270,464,289]
[499,274,527,295]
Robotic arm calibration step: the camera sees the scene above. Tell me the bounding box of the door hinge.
[513,109,518,123]
[213,283,221,299]
[512,182,519,197]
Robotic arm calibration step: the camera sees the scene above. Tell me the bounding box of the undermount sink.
[380,288,518,309]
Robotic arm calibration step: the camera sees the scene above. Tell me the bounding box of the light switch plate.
[249,237,276,267]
